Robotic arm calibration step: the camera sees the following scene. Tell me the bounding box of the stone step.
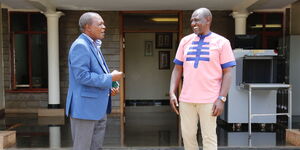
[38,109,64,117]
[0,131,16,149]
[286,129,300,146]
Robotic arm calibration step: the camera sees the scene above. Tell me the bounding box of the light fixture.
[151,18,178,22]
[251,24,282,28]
[265,24,282,28]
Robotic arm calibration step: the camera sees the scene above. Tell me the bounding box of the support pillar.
[232,11,249,35]
[44,11,63,108]
[49,126,61,148]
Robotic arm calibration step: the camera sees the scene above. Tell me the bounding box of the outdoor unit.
[220,49,284,124]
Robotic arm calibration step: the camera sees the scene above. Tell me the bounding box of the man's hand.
[212,99,224,116]
[111,87,119,96]
[111,70,123,81]
[170,94,179,115]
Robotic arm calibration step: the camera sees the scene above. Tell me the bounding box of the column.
[232,11,249,35]
[44,11,63,108]
[49,126,61,148]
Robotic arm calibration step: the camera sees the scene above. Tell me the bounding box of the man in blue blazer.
[65,12,123,150]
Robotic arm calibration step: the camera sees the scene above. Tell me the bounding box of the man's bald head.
[191,8,212,24]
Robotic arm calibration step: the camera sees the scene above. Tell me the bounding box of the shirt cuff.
[173,59,183,65]
[221,61,236,69]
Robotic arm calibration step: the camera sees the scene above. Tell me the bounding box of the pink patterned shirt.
[174,32,236,103]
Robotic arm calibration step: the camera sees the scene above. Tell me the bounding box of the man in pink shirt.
[169,8,236,150]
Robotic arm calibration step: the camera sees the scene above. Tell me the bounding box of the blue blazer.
[65,34,112,120]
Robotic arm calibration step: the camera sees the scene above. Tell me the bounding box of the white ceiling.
[0,0,298,11]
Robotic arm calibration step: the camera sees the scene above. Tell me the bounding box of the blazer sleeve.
[69,43,112,89]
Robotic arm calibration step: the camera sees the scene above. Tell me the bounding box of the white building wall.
[290,35,300,116]
[125,33,177,100]
[290,1,300,116]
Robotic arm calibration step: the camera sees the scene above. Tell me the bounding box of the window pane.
[15,34,29,87]
[11,13,28,31]
[124,14,178,31]
[31,13,47,31]
[31,34,48,88]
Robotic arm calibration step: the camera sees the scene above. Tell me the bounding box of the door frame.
[119,10,183,114]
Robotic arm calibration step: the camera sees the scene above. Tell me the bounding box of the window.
[247,12,283,49]
[10,12,48,90]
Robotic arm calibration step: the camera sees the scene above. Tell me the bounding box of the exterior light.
[151,18,178,22]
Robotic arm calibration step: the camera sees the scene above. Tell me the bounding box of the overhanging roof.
[0,0,298,11]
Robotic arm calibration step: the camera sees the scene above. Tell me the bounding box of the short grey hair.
[191,8,212,23]
[79,12,99,32]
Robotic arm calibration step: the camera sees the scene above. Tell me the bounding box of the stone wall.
[2,9,9,90]
[0,6,4,112]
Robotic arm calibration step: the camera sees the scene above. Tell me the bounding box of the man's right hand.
[170,94,179,115]
[111,70,123,81]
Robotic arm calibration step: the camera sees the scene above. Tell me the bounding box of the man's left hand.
[212,99,224,116]
[111,87,119,96]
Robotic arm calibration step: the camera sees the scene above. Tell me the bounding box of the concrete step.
[286,129,300,146]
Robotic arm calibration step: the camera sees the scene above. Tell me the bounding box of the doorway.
[121,11,182,110]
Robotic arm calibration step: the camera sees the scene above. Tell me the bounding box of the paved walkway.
[5,147,300,150]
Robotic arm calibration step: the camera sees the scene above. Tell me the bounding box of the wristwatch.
[218,96,227,103]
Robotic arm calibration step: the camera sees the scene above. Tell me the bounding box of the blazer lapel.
[98,49,110,73]
[89,44,109,74]
[80,34,108,74]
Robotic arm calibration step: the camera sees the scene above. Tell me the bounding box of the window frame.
[9,12,48,92]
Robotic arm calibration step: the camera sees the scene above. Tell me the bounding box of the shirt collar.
[95,39,102,48]
[82,33,102,48]
[197,32,212,39]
